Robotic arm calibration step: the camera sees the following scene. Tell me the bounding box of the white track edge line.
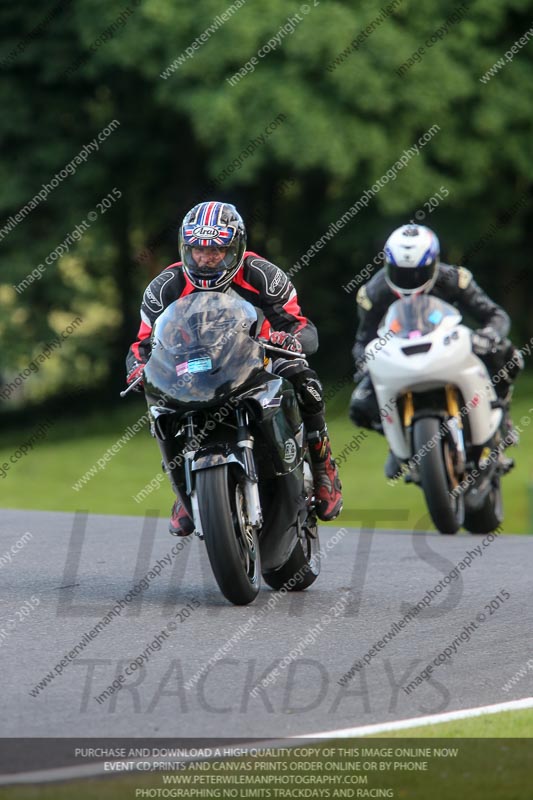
[299,696,533,738]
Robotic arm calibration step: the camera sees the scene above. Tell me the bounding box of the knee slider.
[349,400,371,428]
[506,346,525,381]
[297,376,324,414]
[349,380,379,429]
[279,362,324,415]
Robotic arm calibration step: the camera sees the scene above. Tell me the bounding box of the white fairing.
[366,298,502,460]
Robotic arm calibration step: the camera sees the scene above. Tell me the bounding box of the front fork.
[182,406,264,534]
[235,407,263,528]
[402,386,466,476]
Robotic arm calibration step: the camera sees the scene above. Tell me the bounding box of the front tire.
[197,465,260,605]
[413,417,464,535]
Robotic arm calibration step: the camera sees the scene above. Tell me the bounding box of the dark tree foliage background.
[0,0,532,416]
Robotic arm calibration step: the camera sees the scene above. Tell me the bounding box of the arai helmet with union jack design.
[384,224,440,296]
[179,201,246,290]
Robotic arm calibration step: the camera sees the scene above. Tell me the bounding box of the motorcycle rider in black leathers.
[127,201,342,534]
[349,224,523,478]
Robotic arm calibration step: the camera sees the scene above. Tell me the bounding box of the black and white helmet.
[384,224,440,295]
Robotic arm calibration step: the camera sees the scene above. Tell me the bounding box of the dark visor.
[387,261,436,291]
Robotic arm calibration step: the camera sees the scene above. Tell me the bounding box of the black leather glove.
[472,326,502,356]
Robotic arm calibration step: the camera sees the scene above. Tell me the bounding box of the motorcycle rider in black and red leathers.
[349,224,524,479]
[127,201,342,534]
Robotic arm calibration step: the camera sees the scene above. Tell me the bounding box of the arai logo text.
[193,226,220,238]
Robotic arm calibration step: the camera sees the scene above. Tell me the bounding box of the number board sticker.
[175,358,212,376]
[188,358,212,373]
[428,309,443,325]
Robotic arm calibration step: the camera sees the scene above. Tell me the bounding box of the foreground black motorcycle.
[125,292,320,605]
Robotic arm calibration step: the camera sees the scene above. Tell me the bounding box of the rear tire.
[197,465,260,605]
[413,417,463,535]
[465,477,503,534]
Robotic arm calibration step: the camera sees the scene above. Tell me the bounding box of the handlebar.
[120,373,144,397]
[120,340,306,397]
[258,341,307,359]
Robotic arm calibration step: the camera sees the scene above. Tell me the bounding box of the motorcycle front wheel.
[197,464,261,605]
[413,416,464,535]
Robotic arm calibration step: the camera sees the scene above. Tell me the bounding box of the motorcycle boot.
[491,346,523,448]
[169,496,195,536]
[384,449,403,480]
[502,410,520,448]
[496,387,520,448]
[307,429,343,521]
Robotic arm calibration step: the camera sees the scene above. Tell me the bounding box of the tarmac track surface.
[1,509,531,773]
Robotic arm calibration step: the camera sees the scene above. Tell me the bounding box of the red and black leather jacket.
[126,252,318,374]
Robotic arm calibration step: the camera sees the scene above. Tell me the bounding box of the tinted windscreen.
[144,292,265,408]
[382,295,461,339]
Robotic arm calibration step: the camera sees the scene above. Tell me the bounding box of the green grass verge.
[1,375,532,533]
[372,708,533,737]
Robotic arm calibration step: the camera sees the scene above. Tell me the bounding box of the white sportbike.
[366,294,514,534]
